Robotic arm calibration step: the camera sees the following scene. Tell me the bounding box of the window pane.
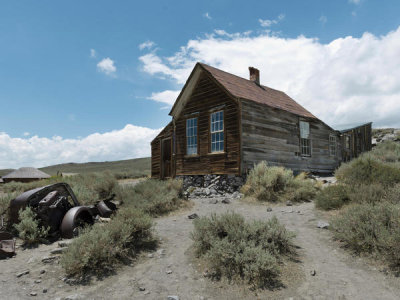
[186,117,198,155]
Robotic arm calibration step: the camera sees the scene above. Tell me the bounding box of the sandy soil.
[1,196,400,300]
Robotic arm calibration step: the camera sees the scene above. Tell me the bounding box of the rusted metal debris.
[0,183,118,257]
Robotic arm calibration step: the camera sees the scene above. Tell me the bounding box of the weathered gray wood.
[241,99,341,173]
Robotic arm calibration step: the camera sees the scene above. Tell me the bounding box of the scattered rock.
[30,292,37,296]
[58,240,72,248]
[42,288,47,293]
[16,270,29,278]
[147,253,154,258]
[157,249,166,257]
[310,270,317,276]
[50,247,66,255]
[42,256,57,263]
[27,257,35,264]
[297,210,301,213]
[188,213,199,219]
[286,201,293,206]
[40,270,46,274]
[209,199,218,204]
[144,291,150,295]
[167,296,180,300]
[34,279,41,284]
[267,207,272,212]
[317,221,330,229]
[221,198,230,204]
[139,287,146,291]
[166,269,173,274]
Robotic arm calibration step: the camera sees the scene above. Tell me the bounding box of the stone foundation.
[177,174,246,198]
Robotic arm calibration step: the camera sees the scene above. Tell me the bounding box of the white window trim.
[210,110,224,153]
[186,117,198,155]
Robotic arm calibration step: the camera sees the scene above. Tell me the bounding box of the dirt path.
[1,197,400,299]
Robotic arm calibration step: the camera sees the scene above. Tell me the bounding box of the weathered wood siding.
[151,122,173,178]
[241,99,341,173]
[174,72,240,175]
[341,123,372,162]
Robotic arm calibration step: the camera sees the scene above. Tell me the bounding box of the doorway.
[161,138,172,178]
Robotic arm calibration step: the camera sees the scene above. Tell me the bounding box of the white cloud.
[147,90,180,106]
[203,12,212,20]
[319,15,328,25]
[139,40,156,50]
[259,14,285,27]
[0,125,161,169]
[139,27,400,128]
[97,57,117,76]
[90,49,96,58]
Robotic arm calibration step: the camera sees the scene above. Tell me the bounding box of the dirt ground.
[1,196,400,300]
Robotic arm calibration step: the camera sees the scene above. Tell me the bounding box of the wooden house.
[151,63,370,179]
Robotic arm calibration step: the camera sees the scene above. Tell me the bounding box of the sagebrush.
[241,161,319,202]
[14,207,49,245]
[191,212,295,288]
[61,207,155,277]
[332,202,400,272]
[61,177,184,277]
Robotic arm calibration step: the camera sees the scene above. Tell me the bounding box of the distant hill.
[0,157,151,178]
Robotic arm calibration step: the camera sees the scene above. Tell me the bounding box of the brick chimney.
[249,67,260,84]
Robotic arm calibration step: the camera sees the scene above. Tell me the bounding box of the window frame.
[329,134,337,156]
[210,110,225,153]
[345,134,351,150]
[299,120,311,157]
[186,117,198,156]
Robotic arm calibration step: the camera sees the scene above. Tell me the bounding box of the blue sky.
[0,0,400,168]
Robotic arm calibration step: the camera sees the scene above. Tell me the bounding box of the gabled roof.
[2,167,51,179]
[169,63,317,119]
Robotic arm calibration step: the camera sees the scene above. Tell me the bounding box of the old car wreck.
[0,183,117,258]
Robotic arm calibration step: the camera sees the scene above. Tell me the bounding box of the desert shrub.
[347,184,387,205]
[315,185,350,210]
[116,179,184,216]
[332,203,400,271]
[384,184,400,204]
[14,207,49,245]
[191,212,295,288]
[335,154,400,187]
[241,161,319,202]
[61,207,155,277]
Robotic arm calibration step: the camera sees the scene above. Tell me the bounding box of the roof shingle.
[200,63,316,119]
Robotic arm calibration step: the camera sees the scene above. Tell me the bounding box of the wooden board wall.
[151,122,173,178]
[174,72,241,175]
[241,99,341,173]
[341,123,372,162]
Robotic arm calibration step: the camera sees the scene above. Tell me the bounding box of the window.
[210,111,224,152]
[345,135,350,150]
[329,135,336,156]
[186,118,198,155]
[300,121,311,156]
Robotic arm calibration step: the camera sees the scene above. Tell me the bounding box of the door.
[161,138,172,178]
